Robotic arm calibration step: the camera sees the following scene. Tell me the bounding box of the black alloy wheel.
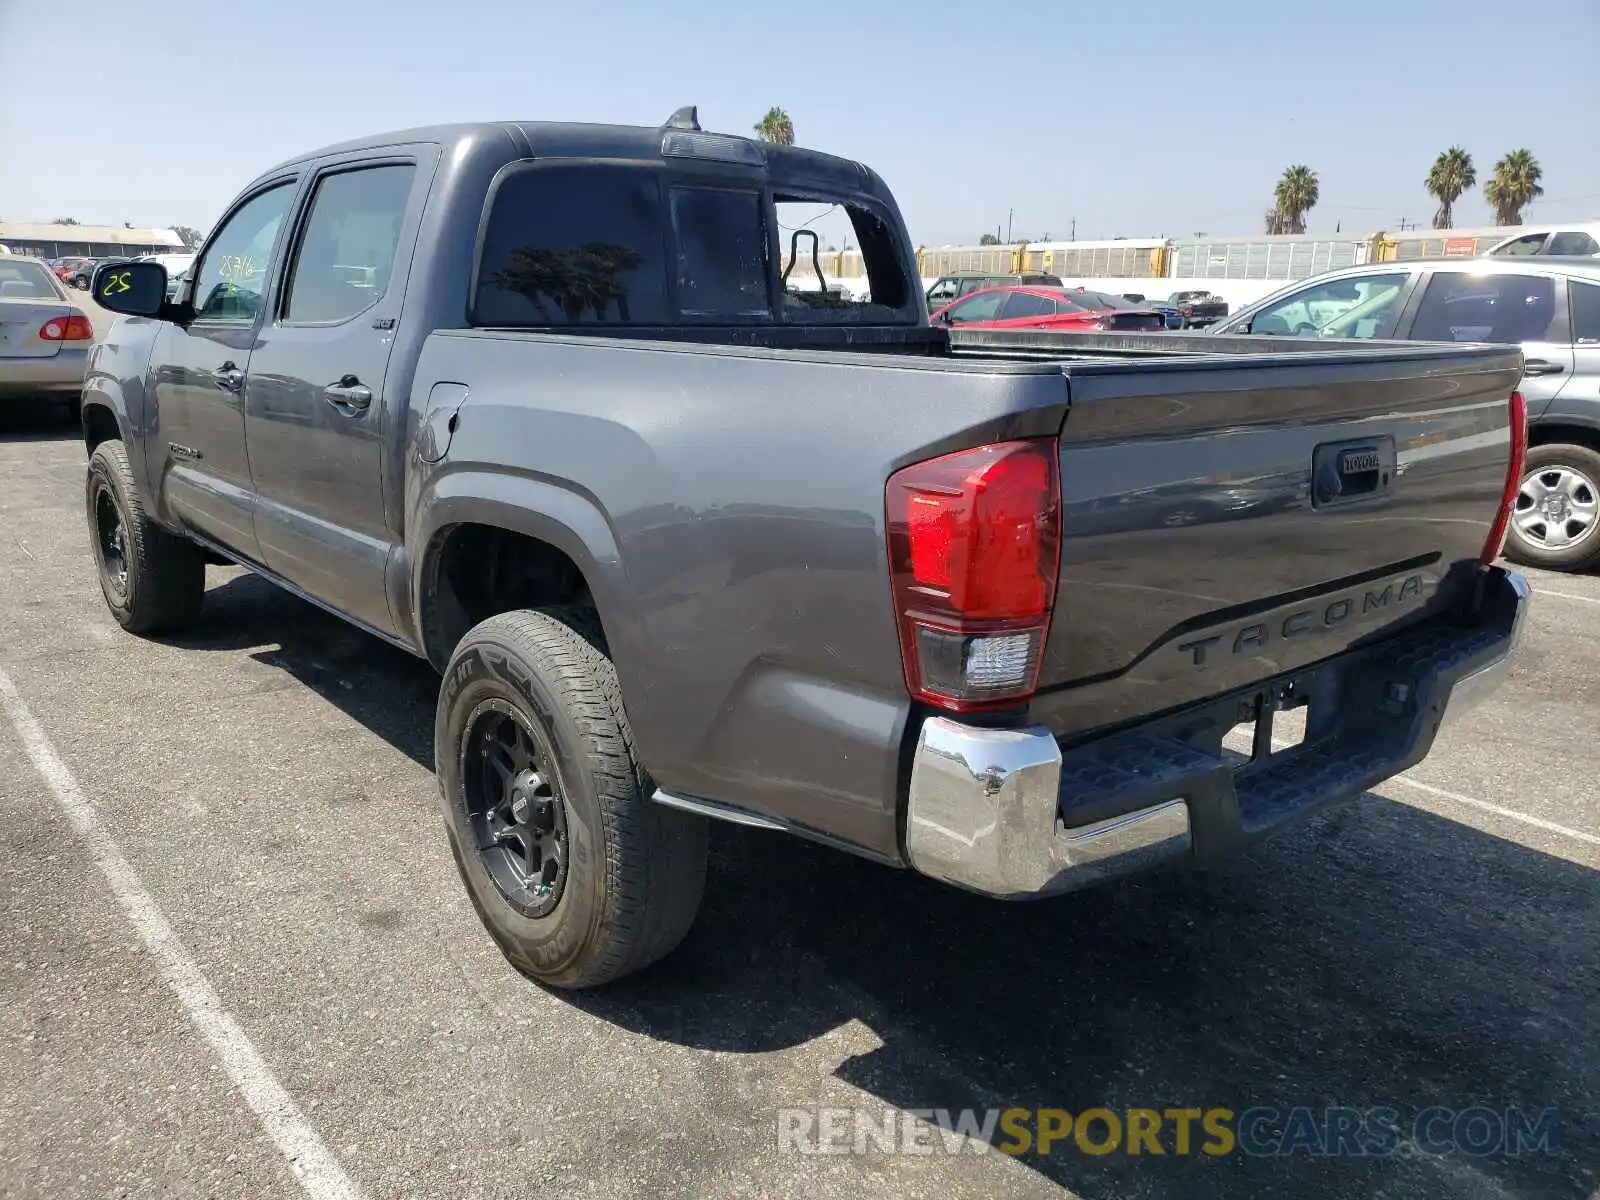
[463,699,569,918]
[93,483,129,597]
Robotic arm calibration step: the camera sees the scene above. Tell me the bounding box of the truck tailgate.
[1031,344,1523,740]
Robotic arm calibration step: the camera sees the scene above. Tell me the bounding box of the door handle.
[213,362,244,393]
[1523,359,1566,377]
[324,376,372,414]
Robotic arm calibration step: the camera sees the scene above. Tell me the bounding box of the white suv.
[1486,223,1600,257]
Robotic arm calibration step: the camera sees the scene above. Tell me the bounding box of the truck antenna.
[664,105,701,131]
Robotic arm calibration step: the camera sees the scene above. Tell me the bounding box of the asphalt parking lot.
[1,316,1597,1198]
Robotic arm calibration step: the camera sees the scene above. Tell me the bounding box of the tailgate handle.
[1336,448,1382,494]
[1312,438,1394,508]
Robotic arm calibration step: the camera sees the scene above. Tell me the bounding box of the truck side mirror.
[92,261,169,318]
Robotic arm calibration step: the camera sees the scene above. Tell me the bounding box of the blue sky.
[1,0,1595,244]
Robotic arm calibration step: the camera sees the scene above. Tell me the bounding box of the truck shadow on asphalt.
[183,572,1597,1200]
[605,817,1596,1200]
[0,406,82,444]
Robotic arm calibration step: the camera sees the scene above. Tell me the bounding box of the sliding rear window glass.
[669,186,769,316]
[474,165,672,326]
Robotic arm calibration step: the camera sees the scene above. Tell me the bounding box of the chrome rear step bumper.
[904,568,1530,898]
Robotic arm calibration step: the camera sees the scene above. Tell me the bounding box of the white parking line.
[0,667,367,1200]
[1262,733,1599,851]
[1533,586,1600,606]
[1388,773,1600,849]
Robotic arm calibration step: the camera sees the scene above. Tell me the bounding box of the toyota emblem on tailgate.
[1339,448,1381,474]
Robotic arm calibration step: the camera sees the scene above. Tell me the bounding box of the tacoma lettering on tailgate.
[1176,574,1427,668]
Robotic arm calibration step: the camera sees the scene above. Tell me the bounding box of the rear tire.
[86,440,205,634]
[1503,443,1600,572]
[436,608,708,989]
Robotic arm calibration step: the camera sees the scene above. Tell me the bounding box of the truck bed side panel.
[408,332,1072,861]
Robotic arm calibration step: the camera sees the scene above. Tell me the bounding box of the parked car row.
[925,273,1228,330]
[3,249,194,406]
[929,284,1170,332]
[45,251,195,292]
[47,256,97,288]
[0,256,96,408]
[1118,294,1184,329]
[923,270,1063,311]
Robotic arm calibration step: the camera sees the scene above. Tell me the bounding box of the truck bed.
[414,325,1522,858]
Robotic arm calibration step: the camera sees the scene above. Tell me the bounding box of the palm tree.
[1484,149,1544,226]
[1426,147,1476,230]
[1271,165,1320,234]
[752,106,794,146]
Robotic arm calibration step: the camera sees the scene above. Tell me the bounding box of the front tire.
[436,609,708,989]
[1503,443,1600,572]
[86,440,205,633]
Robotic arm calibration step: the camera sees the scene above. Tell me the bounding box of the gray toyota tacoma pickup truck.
[82,109,1531,988]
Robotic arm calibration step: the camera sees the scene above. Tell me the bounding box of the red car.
[929,284,1168,332]
[51,257,94,281]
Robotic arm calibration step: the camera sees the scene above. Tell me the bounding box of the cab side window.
[192,183,296,323]
[283,164,416,324]
[1410,273,1559,344]
[473,165,671,327]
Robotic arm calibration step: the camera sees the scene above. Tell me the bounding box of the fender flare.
[408,469,630,670]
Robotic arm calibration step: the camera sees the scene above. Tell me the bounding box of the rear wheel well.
[1528,423,1600,454]
[421,523,598,669]
[82,403,120,453]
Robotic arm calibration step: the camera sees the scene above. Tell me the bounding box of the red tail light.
[886,438,1061,712]
[1480,389,1528,566]
[39,314,94,341]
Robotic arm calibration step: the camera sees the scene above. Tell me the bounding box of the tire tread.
[453,608,706,988]
[88,440,204,634]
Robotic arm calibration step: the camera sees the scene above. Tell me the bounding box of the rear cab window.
[474,165,671,326]
[671,187,767,315]
[472,162,917,328]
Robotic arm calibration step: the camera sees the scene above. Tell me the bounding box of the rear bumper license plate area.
[903,568,1530,898]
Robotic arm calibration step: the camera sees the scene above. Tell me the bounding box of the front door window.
[191,183,296,322]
